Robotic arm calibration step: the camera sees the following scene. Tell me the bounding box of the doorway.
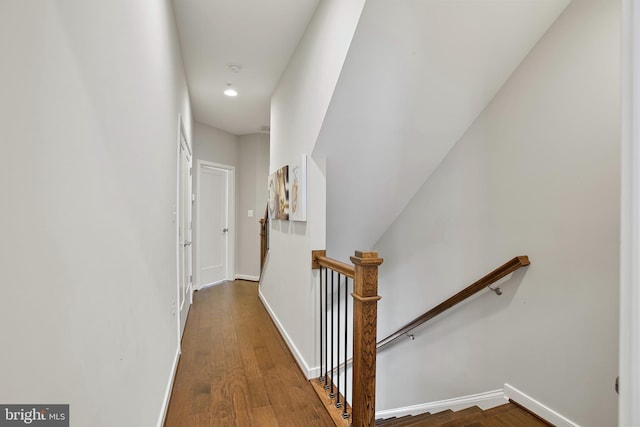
[177,120,193,339]
[195,161,235,289]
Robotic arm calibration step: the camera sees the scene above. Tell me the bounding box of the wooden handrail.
[311,250,355,278]
[310,252,528,427]
[376,256,530,350]
[259,204,269,275]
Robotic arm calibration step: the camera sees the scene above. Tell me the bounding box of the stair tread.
[374,403,551,427]
[423,408,454,419]
[484,407,551,427]
[381,410,455,427]
[436,406,484,427]
[382,411,434,427]
[377,414,415,426]
[480,419,508,427]
[375,417,398,426]
[502,409,550,425]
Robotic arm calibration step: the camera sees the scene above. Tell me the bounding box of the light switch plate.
[248,210,254,217]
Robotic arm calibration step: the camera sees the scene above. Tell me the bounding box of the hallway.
[164,280,332,426]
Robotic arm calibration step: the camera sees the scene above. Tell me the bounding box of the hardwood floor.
[164,280,333,427]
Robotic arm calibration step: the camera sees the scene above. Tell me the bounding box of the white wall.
[261,0,365,375]
[236,133,270,279]
[373,2,620,426]
[314,0,570,262]
[0,1,192,426]
[193,121,238,167]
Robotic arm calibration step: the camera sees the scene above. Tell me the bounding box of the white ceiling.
[172,0,320,136]
[313,0,571,260]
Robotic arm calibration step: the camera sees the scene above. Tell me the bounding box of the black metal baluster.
[319,267,323,383]
[330,270,335,398]
[324,267,329,390]
[343,276,349,418]
[336,273,342,408]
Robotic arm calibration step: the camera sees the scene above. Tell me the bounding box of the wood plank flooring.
[164,280,333,427]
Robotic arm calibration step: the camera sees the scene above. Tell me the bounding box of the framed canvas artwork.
[290,155,307,221]
[268,172,277,219]
[276,165,289,220]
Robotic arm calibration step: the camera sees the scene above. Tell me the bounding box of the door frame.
[620,1,640,424]
[194,160,235,290]
[175,115,193,348]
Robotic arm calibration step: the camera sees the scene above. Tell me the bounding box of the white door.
[197,164,230,287]
[178,133,192,337]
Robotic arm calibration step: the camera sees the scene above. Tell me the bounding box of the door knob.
[183,241,192,247]
[223,228,229,233]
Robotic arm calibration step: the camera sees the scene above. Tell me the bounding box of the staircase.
[311,251,538,427]
[375,403,551,427]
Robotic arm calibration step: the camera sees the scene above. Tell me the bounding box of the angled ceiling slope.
[313,0,571,260]
[172,0,320,135]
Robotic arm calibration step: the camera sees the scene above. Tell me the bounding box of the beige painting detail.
[290,155,307,221]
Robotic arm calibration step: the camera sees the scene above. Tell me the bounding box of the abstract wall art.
[267,155,308,222]
[275,165,289,220]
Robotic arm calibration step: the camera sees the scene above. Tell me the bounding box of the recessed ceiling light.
[228,64,242,74]
[224,84,238,97]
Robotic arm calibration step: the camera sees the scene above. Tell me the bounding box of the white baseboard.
[194,280,226,291]
[258,287,313,378]
[157,345,181,427]
[235,274,260,281]
[375,389,507,419]
[307,365,321,381]
[504,384,580,427]
[375,385,578,425]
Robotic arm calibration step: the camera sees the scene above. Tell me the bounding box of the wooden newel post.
[350,250,383,427]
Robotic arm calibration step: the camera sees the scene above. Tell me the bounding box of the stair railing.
[311,250,383,427]
[259,205,269,275]
[376,255,530,350]
[309,252,530,426]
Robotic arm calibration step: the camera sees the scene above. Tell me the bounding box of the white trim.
[175,115,181,352]
[227,166,236,281]
[156,345,181,427]
[504,384,579,427]
[307,365,321,381]
[235,274,260,282]
[375,389,506,419]
[194,160,236,287]
[194,280,226,291]
[175,115,192,351]
[177,116,193,342]
[621,1,640,425]
[258,287,313,378]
